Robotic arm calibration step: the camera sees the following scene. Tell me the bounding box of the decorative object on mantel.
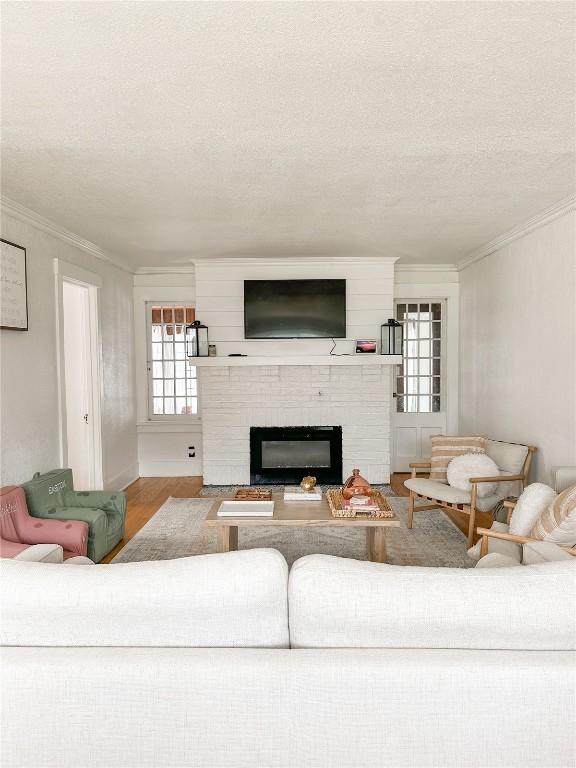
[342,468,372,500]
[185,319,209,357]
[208,344,217,357]
[327,489,394,519]
[355,340,377,354]
[234,488,273,501]
[300,476,317,492]
[0,239,28,331]
[381,318,403,356]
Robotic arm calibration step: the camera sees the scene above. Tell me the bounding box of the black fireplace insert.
[250,426,343,485]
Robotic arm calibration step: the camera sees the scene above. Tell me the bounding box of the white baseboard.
[104,464,140,491]
[138,459,203,477]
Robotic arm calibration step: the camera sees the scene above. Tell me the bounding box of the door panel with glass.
[392,300,446,472]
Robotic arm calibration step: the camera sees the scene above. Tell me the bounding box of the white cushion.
[11,544,63,563]
[288,554,575,650]
[405,477,507,512]
[447,453,500,497]
[522,541,575,565]
[509,483,557,536]
[475,553,521,568]
[485,440,529,475]
[0,548,289,648]
[467,522,522,562]
[63,556,95,565]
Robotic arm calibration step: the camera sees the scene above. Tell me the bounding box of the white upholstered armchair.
[404,439,536,546]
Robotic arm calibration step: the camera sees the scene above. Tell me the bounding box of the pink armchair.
[0,485,88,560]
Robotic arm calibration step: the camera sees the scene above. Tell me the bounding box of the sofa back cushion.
[288,555,575,650]
[1,548,289,648]
[485,440,529,475]
[429,435,486,482]
[22,469,74,515]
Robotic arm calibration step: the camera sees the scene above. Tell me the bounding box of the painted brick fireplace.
[199,364,392,485]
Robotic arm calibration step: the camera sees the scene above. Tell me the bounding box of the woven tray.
[326,489,395,519]
[234,488,273,501]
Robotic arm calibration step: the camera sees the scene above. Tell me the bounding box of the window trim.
[145,301,200,422]
[394,298,447,415]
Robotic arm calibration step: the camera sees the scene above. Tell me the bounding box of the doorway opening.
[56,261,103,490]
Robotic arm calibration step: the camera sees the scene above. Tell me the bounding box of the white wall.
[0,210,138,489]
[459,209,576,484]
[133,272,202,476]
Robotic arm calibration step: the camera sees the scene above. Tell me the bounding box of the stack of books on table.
[343,495,379,513]
[283,485,322,501]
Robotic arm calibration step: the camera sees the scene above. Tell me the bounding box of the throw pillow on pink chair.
[0,485,89,560]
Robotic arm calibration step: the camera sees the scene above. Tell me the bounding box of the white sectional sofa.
[1,549,574,768]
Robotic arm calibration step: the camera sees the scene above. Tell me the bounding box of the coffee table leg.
[217,525,238,553]
[367,527,387,563]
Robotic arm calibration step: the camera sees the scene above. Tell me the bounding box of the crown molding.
[193,256,400,267]
[395,263,458,272]
[458,194,576,271]
[0,196,133,274]
[135,265,196,275]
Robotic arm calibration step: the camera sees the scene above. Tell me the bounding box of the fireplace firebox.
[250,426,343,485]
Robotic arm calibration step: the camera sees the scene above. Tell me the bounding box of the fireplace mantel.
[191,355,401,367]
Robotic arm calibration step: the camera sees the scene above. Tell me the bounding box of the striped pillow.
[429,435,486,482]
[530,484,576,546]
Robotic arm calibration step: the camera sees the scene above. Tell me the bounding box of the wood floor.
[102,473,490,563]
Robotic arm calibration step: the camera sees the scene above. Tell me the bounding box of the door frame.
[390,278,460,471]
[54,258,104,489]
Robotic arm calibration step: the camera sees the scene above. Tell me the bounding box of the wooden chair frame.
[477,500,576,558]
[407,444,537,547]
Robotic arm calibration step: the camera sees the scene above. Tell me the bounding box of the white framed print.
[1,239,28,330]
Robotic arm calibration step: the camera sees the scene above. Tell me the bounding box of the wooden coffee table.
[203,493,400,563]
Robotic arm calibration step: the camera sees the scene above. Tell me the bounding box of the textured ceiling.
[1,1,575,270]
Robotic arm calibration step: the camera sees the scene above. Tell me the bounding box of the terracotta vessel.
[342,468,372,500]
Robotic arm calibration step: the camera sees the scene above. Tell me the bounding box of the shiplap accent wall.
[195,258,397,357]
[195,257,397,484]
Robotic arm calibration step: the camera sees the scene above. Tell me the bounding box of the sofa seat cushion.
[467,522,522,562]
[1,548,289,648]
[288,554,575,650]
[404,477,505,512]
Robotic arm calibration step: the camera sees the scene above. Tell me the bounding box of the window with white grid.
[147,303,198,417]
[395,301,442,413]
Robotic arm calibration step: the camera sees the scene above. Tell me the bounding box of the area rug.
[112,496,473,568]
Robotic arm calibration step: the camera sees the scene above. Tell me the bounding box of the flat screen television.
[244,279,346,339]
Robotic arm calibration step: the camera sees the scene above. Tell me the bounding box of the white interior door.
[62,280,95,488]
[392,299,447,471]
